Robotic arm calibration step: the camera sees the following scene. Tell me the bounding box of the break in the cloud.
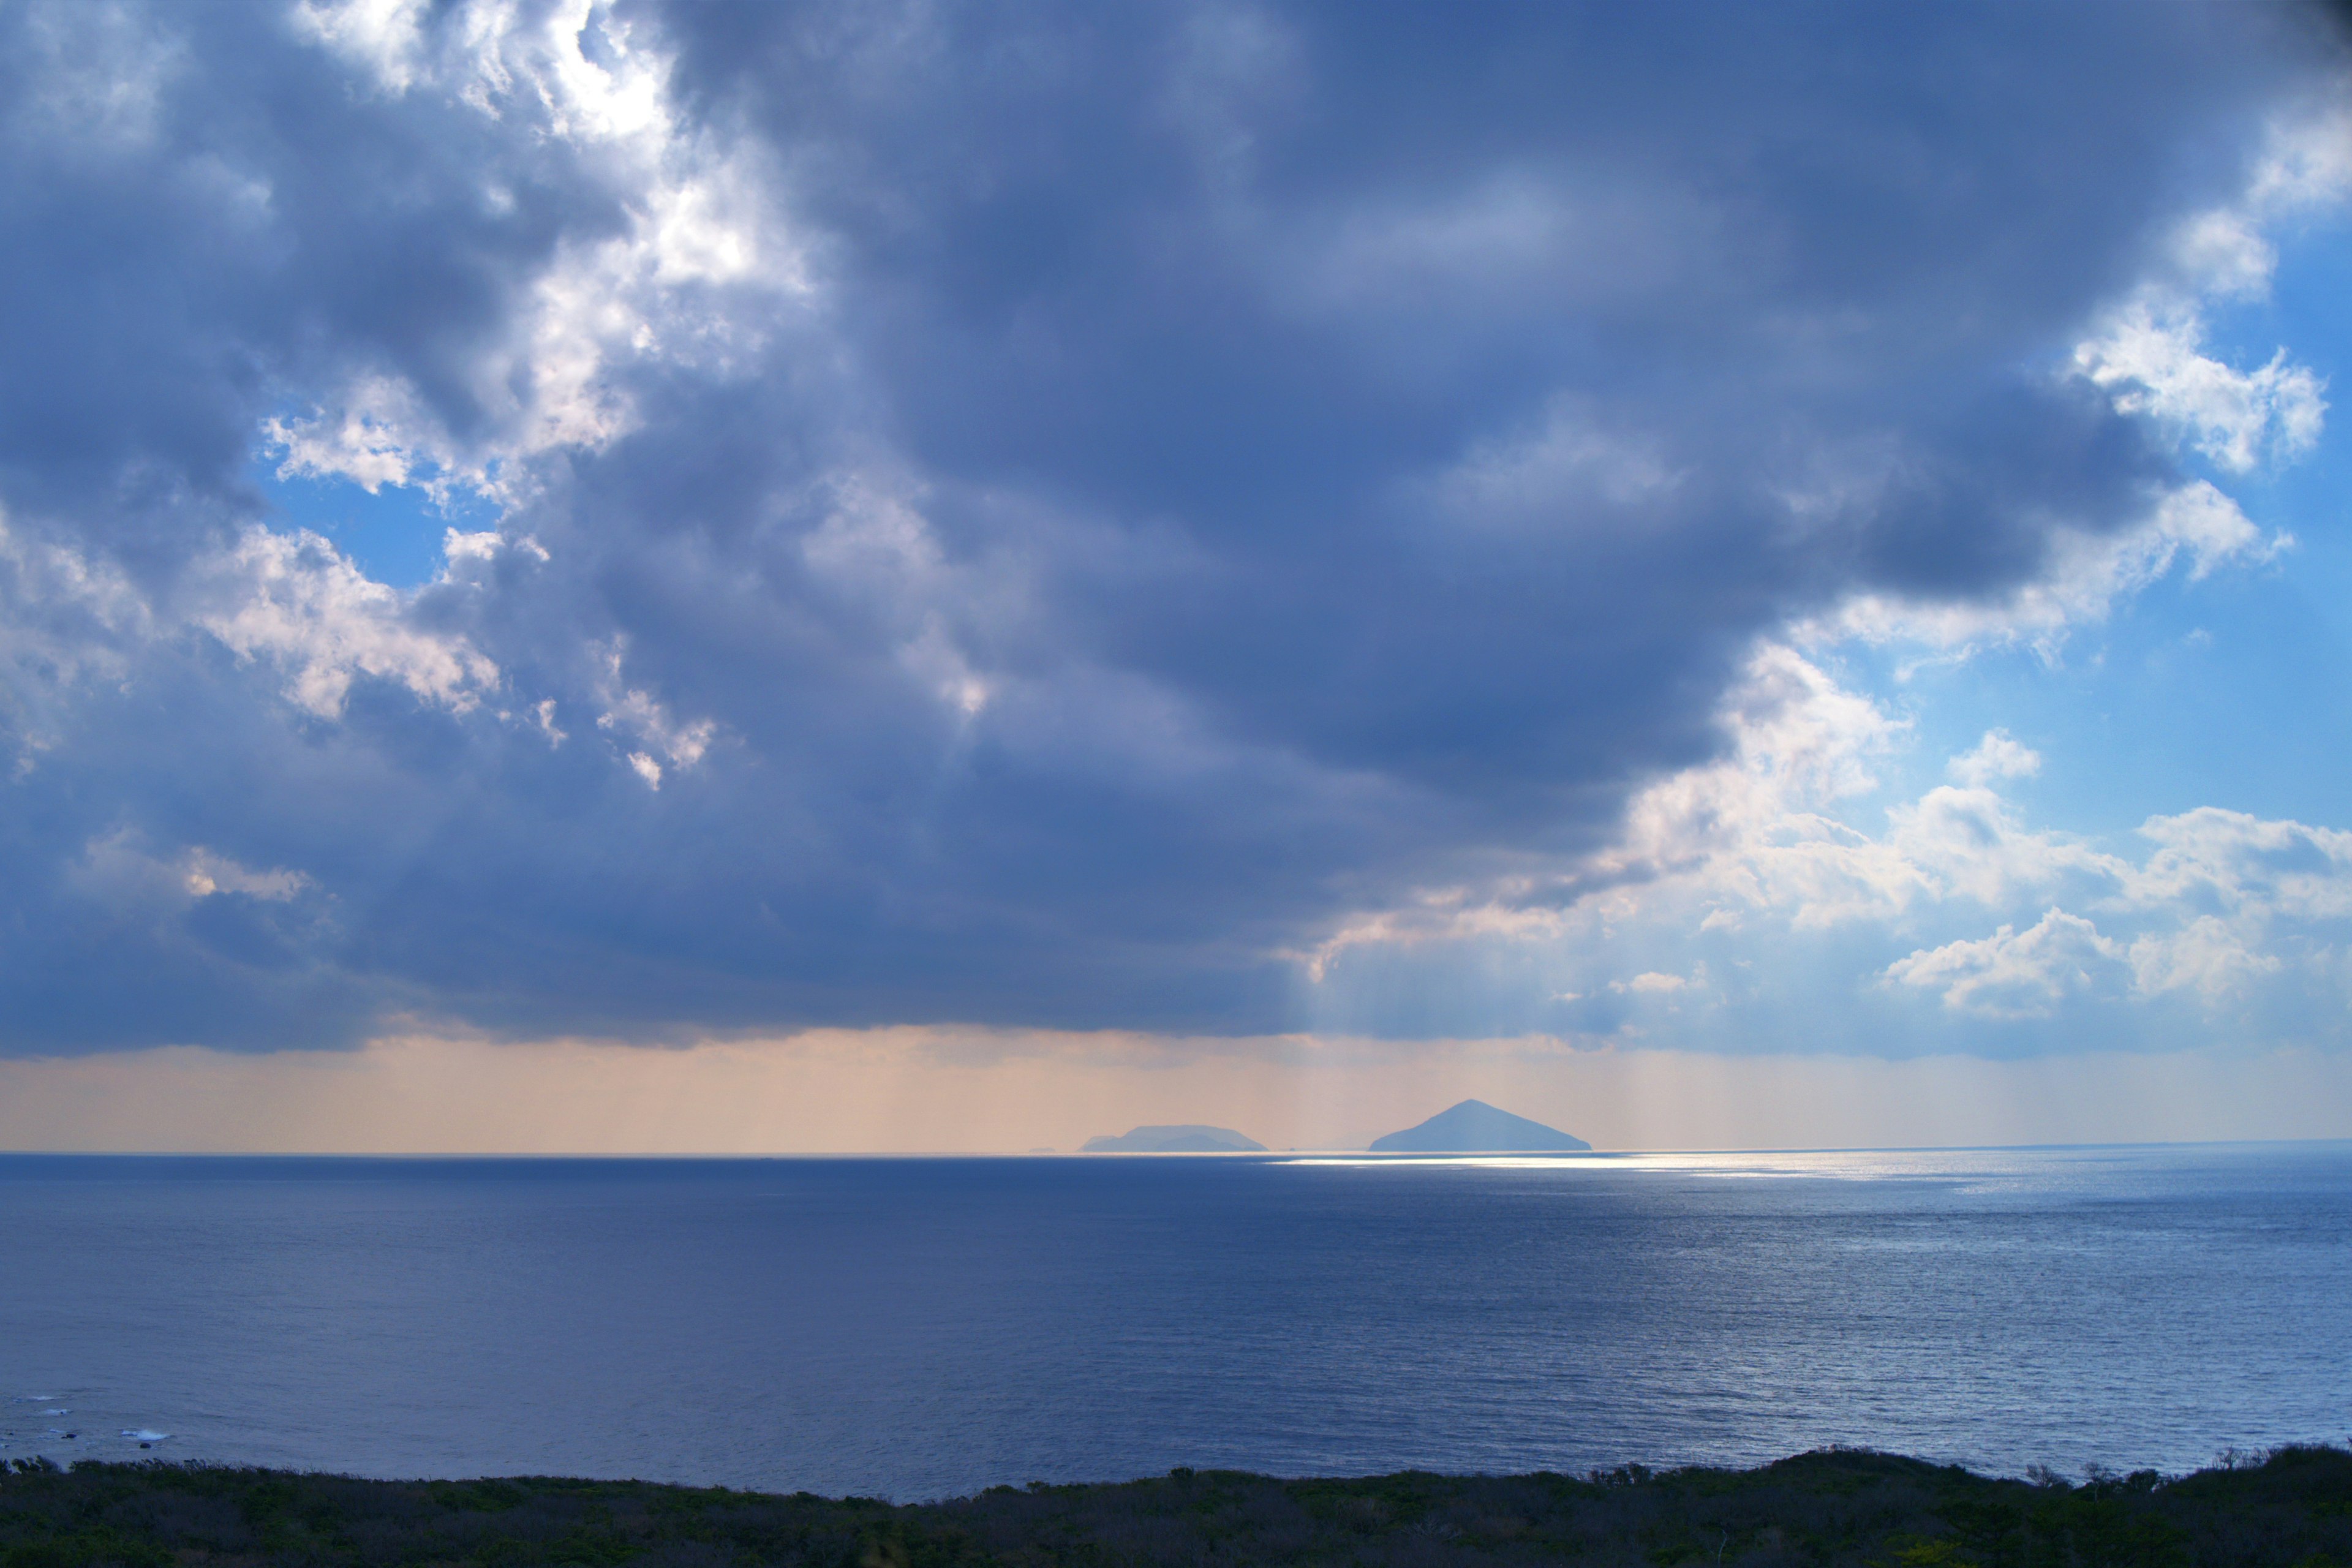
[0,0,2347,1057]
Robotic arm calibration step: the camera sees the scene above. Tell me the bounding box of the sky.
[2,0,2351,1151]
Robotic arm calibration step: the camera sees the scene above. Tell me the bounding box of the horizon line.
[1,1136,2345,1159]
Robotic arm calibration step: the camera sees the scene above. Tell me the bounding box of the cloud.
[590,638,715,775]
[2126,807,2352,922]
[1884,910,2129,1020]
[1612,971,1694,997]
[2073,300,2327,473]
[1305,631,2352,1050]
[1815,481,2290,655]
[2128,916,2284,1003]
[1948,732,2040,788]
[195,528,499,717]
[0,0,2344,1051]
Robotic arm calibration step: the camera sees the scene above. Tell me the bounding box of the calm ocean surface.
[2,1145,2346,1498]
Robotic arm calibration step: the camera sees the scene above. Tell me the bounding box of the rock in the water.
[1368,1100,1589,1152]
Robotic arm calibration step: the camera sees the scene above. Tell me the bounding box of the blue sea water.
[1,1144,2346,1498]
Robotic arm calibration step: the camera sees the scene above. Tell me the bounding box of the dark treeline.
[2,1446,2348,1568]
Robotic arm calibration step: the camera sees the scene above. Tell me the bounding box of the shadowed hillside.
[4,1445,2348,1568]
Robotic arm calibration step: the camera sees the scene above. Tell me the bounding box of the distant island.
[1368,1099,1591,1152]
[1081,1125,1267,1153]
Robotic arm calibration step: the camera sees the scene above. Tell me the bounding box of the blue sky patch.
[249,453,499,590]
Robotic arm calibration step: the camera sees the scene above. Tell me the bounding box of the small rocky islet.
[1079,1099,1591,1154]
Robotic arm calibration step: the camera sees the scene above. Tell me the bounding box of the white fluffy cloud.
[1393,665,2352,1031]
[2074,301,2326,474]
[2071,104,2341,471]
[1947,731,2039,788]
[196,529,499,717]
[1884,910,2128,1020]
[592,637,716,786]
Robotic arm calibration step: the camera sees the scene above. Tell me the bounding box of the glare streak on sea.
[1,1145,2346,1499]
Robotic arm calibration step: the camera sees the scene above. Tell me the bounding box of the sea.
[2,1144,2346,1499]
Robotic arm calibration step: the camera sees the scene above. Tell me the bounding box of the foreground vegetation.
[3,1446,2347,1568]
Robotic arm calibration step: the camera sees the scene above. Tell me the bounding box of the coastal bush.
[0,1446,2344,1568]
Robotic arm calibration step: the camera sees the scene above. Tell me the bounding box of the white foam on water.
[120,1430,171,1442]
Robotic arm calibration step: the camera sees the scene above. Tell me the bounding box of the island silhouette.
[1080,1125,1267,1153]
[1368,1099,1591,1152]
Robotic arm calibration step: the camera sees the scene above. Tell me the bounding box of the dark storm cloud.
[0,0,2338,1050]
